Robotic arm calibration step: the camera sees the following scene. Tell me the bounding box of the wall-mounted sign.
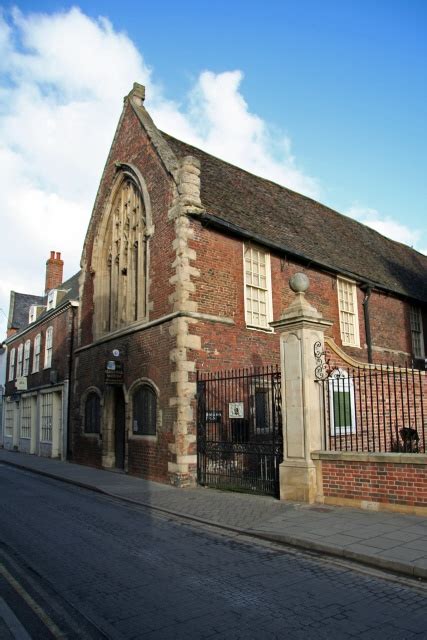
[112,349,120,357]
[229,402,244,419]
[105,360,124,385]
[16,377,27,391]
[206,411,222,423]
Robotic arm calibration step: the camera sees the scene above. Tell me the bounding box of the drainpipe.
[362,286,373,364]
[66,305,76,459]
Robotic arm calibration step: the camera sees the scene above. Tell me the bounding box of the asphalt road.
[0,464,426,640]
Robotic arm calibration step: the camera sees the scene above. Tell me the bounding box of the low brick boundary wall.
[312,451,427,516]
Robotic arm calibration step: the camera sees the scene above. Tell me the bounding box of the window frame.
[410,306,425,359]
[46,290,57,311]
[337,277,360,348]
[33,334,41,373]
[40,392,53,443]
[20,396,32,439]
[84,392,101,435]
[8,348,16,382]
[328,369,356,436]
[4,401,14,438]
[44,326,53,369]
[23,339,31,376]
[243,244,273,331]
[16,343,24,378]
[132,384,157,437]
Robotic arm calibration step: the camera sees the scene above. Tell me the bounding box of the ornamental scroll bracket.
[314,340,331,380]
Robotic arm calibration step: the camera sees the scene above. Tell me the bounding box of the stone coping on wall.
[311,450,427,465]
[325,336,426,375]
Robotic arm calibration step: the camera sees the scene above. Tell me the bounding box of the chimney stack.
[45,251,64,293]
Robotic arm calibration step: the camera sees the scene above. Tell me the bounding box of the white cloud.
[346,206,425,254]
[0,6,319,340]
[151,70,319,196]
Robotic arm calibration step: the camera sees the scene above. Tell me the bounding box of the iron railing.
[197,366,282,497]
[318,364,426,453]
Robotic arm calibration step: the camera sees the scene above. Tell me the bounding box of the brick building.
[3,253,79,459]
[69,83,427,490]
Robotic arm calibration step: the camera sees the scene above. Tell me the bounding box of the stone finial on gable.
[127,82,146,106]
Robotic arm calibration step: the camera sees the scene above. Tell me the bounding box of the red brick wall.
[71,102,423,485]
[72,321,175,480]
[320,458,427,508]
[188,220,418,371]
[72,100,178,481]
[78,101,175,348]
[369,292,413,364]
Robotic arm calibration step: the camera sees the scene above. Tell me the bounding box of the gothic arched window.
[93,167,151,337]
[85,392,101,434]
[132,385,157,436]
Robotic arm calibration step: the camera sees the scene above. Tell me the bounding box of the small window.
[244,245,273,329]
[85,393,101,434]
[33,334,41,373]
[44,327,53,369]
[41,392,53,442]
[23,340,31,376]
[20,397,32,439]
[4,402,14,437]
[410,306,425,359]
[133,385,157,436]
[8,348,16,382]
[328,369,356,435]
[337,278,360,347]
[17,344,23,378]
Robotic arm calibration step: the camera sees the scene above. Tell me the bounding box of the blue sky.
[0,1,426,337]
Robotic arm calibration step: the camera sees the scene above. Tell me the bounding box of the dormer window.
[46,289,65,311]
[47,290,57,310]
[29,305,46,323]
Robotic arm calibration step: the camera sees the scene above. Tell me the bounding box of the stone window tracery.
[93,170,150,337]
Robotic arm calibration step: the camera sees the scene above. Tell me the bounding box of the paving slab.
[1,448,426,581]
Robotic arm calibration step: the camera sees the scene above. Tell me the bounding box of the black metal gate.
[197,366,283,498]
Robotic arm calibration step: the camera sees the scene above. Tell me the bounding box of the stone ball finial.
[289,272,309,293]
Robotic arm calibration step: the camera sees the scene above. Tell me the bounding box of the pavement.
[1,448,426,582]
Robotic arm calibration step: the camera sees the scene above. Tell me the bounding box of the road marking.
[0,563,65,639]
[0,596,32,640]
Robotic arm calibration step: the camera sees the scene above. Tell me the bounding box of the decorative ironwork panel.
[197,366,283,498]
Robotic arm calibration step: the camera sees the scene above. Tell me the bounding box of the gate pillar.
[271,274,332,502]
